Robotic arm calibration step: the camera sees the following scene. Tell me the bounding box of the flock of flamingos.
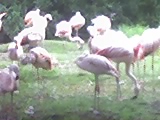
[0,8,160,113]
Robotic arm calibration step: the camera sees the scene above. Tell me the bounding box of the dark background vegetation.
[0,0,160,39]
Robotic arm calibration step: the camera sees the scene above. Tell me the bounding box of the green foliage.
[1,0,160,38]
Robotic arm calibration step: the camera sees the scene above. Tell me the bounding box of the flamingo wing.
[96,46,133,59]
[83,55,118,75]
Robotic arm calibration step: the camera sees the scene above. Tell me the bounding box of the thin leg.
[116,63,120,72]
[152,54,155,81]
[37,68,40,80]
[116,63,122,99]
[11,92,13,104]
[10,92,14,111]
[63,41,66,48]
[115,77,121,100]
[132,63,135,75]
[2,93,5,108]
[136,62,140,79]
[125,63,140,99]
[143,59,146,80]
[76,30,78,36]
[63,39,68,49]
[94,75,100,111]
[32,65,35,78]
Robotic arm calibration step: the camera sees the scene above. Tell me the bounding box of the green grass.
[119,24,148,37]
[1,37,160,120]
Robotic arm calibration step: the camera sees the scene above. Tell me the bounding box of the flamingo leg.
[136,62,140,79]
[77,41,83,50]
[115,77,121,100]
[10,92,14,111]
[37,68,40,80]
[10,92,13,104]
[125,63,140,99]
[94,75,100,111]
[2,93,5,106]
[116,63,122,100]
[143,59,146,80]
[132,63,135,75]
[76,30,78,36]
[62,38,68,49]
[116,63,120,72]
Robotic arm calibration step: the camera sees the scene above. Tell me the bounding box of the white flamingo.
[14,12,52,49]
[15,9,52,49]
[55,20,85,49]
[91,15,111,35]
[24,9,40,27]
[69,11,85,36]
[75,53,119,111]
[0,12,13,44]
[0,12,7,31]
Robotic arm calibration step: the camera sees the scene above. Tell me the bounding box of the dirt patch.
[23,110,119,120]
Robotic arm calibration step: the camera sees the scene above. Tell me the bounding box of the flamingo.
[136,28,160,80]
[87,25,98,38]
[94,26,160,98]
[69,11,85,36]
[0,12,13,44]
[16,9,53,49]
[24,9,40,27]
[14,12,52,50]
[0,64,19,104]
[75,53,120,111]
[0,12,7,31]
[55,20,85,49]
[30,12,53,28]
[91,15,111,35]
[88,32,144,99]
[14,26,45,50]
[20,46,58,80]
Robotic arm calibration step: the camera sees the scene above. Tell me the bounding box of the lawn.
[1,39,160,120]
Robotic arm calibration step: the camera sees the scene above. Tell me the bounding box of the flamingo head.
[24,9,40,27]
[0,12,7,31]
[44,14,53,22]
[76,11,81,14]
[0,12,7,20]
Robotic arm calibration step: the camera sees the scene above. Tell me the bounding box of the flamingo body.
[75,53,119,76]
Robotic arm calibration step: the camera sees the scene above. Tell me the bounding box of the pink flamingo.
[75,53,119,111]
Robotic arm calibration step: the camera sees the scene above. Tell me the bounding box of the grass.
[1,29,160,119]
[119,24,148,37]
